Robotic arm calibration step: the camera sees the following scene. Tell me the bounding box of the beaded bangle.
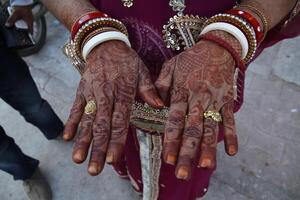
[71,11,110,40]
[237,4,269,37]
[226,9,264,44]
[203,14,257,63]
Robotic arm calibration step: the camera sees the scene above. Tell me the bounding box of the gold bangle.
[237,4,269,37]
[63,40,86,75]
[203,14,257,63]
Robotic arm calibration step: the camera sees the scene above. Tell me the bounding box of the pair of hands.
[63,30,240,180]
[5,5,33,33]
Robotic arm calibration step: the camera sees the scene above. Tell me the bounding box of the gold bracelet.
[203,14,257,63]
[63,40,86,75]
[237,4,269,37]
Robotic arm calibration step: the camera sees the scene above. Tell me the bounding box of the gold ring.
[84,100,97,115]
[203,110,222,122]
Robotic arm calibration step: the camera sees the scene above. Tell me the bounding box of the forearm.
[41,0,97,30]
[240,0,297,30]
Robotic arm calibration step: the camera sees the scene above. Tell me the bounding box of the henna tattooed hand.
[155,30,242,180]
[63,41,163,176]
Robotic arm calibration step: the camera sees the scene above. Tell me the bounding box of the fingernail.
[228,145,237,155]
[155,98,164,107]
[88,162,99,176]
[166,154,177,165]
[63,133,70,140]
[73,150,84,163]
[200,158,211,168]
[176,166,189,180]
[106,153,114,163]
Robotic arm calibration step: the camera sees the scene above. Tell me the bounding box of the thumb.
[154,58,175,102]
[138,62,164,109]
[5,13,19,27]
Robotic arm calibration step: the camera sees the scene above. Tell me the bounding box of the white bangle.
[200,22,249,59]
[82,31,131,61]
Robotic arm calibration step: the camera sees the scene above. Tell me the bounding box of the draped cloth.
[90,1,300,199]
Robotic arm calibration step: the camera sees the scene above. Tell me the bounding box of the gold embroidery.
[136,130,163,200]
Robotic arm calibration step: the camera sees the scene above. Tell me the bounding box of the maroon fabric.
[121,126,216,200]
[89,1,300,199]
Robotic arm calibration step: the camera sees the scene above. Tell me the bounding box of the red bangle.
[226,9,264,44]
[71,11,110,40]
[199,33,246,73]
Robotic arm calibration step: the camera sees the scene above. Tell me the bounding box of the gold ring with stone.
[203,110,222,122]
[84,100,97,115]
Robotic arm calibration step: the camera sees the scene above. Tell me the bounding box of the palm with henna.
[62,41,163,176]
[155,30,242,180]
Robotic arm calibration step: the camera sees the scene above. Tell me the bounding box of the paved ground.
[0,14,300,200]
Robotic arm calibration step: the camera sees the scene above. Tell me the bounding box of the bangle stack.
[237,5,269,38]
[64,11,130,74]
[201,13,257,63]
[73,17,128,60]
[199,4,271,63]
[226,9,264,44]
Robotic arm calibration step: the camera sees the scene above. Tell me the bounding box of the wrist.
[88,40,129,57]
[206,30,243,58]
[199,31,246,73]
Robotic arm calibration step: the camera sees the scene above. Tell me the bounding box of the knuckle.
[183,126,202,138]
[92,121,109,135]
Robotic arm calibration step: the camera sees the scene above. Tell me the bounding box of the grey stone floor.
[0,14,300,200]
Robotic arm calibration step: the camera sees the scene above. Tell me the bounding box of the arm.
[41,0,97,30]
[156,0,299,180]
[240,0,297,30]
[41,0,163,176]
[41,0,298,33]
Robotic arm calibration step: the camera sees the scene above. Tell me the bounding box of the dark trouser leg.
[0,126,39,180]
[0,47,64,139]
